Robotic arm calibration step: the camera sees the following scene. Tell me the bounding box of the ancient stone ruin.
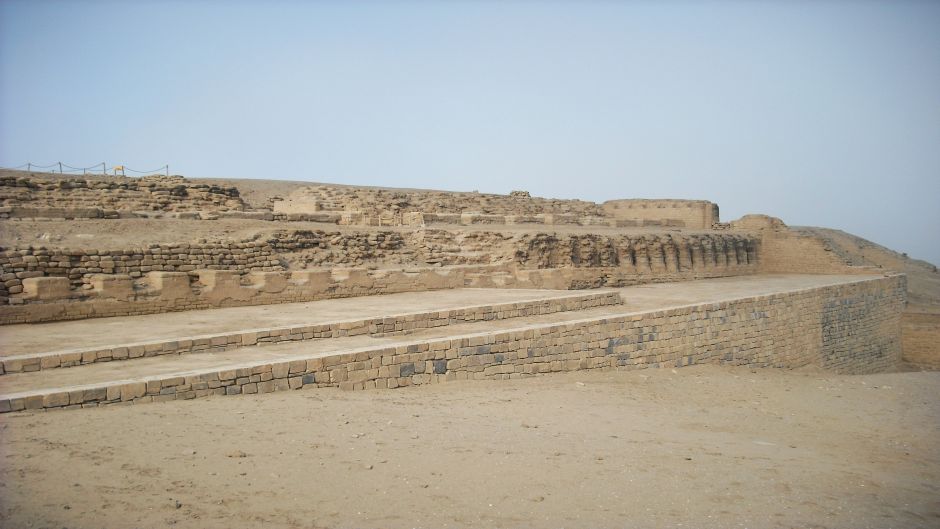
[0,169,933,412]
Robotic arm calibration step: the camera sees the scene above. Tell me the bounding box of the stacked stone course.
[0,174,245,217]
[0,275,904,412]
[0,242,280,303]
[1,291,621,374]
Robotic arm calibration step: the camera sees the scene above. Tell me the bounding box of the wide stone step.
[0,289,621,374]
[0,274,903,413]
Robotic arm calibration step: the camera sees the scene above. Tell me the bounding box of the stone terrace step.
[0,289,621,374]
[0,274,897,413]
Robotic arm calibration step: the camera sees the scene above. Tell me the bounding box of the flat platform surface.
[0,287,588,356]
[0,274,880,396]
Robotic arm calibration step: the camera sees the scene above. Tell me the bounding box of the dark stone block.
[400,363,415,377]
[433,360,447,374]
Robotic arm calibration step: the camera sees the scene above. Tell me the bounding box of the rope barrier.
[0,162,168,176]
[124,165,169,174]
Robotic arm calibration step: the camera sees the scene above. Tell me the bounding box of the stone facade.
[0,275,905,413]
[0,291,621,374]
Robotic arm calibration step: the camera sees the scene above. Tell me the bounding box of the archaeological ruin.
[0,169,936,412]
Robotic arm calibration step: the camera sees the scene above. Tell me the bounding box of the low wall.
[0,242,282,303]
[0,258,758,324]
[902,312,940,370]
[1,291,621,374]
[0,174,245,213]
[0,275,905,412]
[0,264,512,324]
[602,199,719,229]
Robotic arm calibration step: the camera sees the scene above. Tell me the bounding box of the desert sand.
[1,365,938,529]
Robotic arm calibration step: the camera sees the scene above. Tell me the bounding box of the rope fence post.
[58,162,62,173]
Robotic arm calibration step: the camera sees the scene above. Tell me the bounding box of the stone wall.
[514,233,757,272]
[0,230,759,320]
[602,199,719,229]
[902,312,940,370]
[0,174,246,215]
[0,242,281,303]
[273,184,607,218]
[0,275,904,412]
[0,265,512,324]
[1,291,622,374]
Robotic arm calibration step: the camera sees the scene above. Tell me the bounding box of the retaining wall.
[0,274,905,412]
[1,291,621,374]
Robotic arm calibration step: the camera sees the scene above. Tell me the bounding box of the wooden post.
[58,162,62,173]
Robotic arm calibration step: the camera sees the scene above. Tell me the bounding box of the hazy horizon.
[1,1,938,265]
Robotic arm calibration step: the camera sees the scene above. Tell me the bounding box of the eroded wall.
[602,199,719,229]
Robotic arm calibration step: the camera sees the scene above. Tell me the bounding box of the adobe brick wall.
[602,199,719,229]
[0,274,905,412]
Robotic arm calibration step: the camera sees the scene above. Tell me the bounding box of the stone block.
[290,270,331,294]
[249,271,289,293]
[197,270,253,301]
[90,274,134,301]
[148,271,192,300]
[22,276,71,301]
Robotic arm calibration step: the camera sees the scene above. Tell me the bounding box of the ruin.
[0,169,935,412]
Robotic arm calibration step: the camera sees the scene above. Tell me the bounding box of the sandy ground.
[0,365,937,529]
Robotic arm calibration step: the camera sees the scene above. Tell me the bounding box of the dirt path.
[1,365,937,529]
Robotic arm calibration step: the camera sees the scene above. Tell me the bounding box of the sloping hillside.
[796,226,940,312]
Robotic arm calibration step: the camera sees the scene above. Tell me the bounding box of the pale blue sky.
[1,1,938,264]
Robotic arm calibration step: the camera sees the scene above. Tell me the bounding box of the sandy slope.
[1,365,937,529]
[795,227,940,312]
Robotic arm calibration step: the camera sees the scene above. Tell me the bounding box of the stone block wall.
[0,230,761,321]
[0,242,281,303]
[0,275,904,412]
[0,174,246,214]
[513,233,758,272]
[0,265,513,324]
[901,312,940,369]
[1,291,622,374]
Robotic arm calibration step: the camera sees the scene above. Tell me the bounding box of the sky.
[1,0,938,265]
